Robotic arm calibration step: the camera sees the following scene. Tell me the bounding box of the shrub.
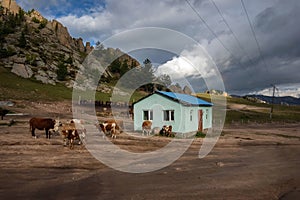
[57,62,68,81]
[32,17,40,23]
[195,131,206,138]
[38,19,48,29]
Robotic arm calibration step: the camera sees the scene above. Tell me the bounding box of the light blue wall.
[202,107,212,129]
[181,106,212,133]
[133,93,212,133]
[134,93,182,131]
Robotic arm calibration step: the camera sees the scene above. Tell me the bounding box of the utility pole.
[269,84,278,119]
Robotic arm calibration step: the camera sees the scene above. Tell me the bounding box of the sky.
[16,0,300,97]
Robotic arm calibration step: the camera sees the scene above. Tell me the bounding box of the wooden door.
[198,110,203,132]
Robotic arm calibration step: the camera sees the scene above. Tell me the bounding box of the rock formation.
[1,0,20,15]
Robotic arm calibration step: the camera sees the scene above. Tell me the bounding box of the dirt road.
[0,106,299,199]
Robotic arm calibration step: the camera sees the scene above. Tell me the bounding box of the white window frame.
[143,110,153,121]
[163,110,174,121]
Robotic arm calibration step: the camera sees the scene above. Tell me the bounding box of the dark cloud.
[15,0,300,96]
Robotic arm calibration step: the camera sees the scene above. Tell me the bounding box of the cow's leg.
[70,139,74,149]
[45,129,49,139]
[31,129,35,137]
[63,138,67,146]
[31,128,36,138]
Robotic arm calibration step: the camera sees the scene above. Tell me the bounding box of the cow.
[61,121,85,149]
[62,129,80,149]
[99,122,117,139]
[159,125,174,137]
[70,119,86,143]
[142,120,152,136]
[104,119,123,132]
[0,108,9,120]
[99,119,123,139]
[29,117,61,139]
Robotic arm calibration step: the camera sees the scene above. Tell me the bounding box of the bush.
[57,62,68,81]
[38,19,48,29]
[18,31,27,48]
[0,47,16,58]
[25,54,37,65]
[195,131,206,138]
[32,17,40,23]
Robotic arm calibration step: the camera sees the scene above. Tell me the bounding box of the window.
[205,109,208,120]
[190,110,193,121]
[143,110,153,120]
[163,110,174,121]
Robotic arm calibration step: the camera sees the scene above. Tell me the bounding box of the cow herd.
[28,117,174,149]
[142,120,175,137]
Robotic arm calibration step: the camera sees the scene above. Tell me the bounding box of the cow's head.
[53,119,62,133]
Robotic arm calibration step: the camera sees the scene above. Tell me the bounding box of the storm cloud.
[16,0,300,96]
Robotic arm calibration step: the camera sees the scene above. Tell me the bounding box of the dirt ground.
[0,101,300,200]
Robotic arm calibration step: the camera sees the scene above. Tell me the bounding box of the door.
[198,110,203,132]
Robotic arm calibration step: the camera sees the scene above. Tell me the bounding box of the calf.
[99,122,117,139]
[99,119,123,139]
[70,119,86,142]
[29,117,60,139]
[142,120,152,136]
[61,122,84,149]
[159,125,174,137]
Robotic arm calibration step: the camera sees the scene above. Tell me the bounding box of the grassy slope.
[0,67,145,102]
[1,68,299,123]
[0,67,73,101]
[196,93,300,123]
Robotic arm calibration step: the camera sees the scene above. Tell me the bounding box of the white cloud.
[252,83,300,98]
[154,44,221,92]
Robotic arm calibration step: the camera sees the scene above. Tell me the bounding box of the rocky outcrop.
[11,63,33,78]
[1,0,20,15]
[0,0,95,85]
[183,85,192,95]
[51,19,73,49]
[85,42,92,54]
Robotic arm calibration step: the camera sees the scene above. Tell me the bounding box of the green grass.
[1,68,299,124]
[195,93,300,124]
[0,67,72,101]
[0,67,147,102]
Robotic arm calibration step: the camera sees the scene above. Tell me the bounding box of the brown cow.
[29,117,61,139]
[142,120,152,136]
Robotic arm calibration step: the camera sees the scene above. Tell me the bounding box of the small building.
[133,91,213,134]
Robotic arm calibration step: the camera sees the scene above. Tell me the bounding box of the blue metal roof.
[156,91,213,106]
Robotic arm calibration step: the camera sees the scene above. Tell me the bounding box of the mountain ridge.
[230,94,300,106]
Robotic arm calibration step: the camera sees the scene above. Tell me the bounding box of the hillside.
[196,93,300,124]
[0,0,139,88]
[244,94,300,106]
